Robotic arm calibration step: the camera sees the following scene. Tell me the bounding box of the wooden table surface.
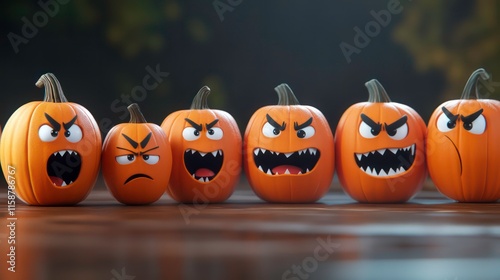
[1,180,500,280]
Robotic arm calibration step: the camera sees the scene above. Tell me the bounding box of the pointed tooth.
[260,148,266,154]
[204,177,209,182]
[308,148,316,155]
[377,149,386,155]
[363,152,369,157]
[54,152,58,156]
[61,181,67,187]
[192,173,196,178]
[212,151,218,157]
[356,154,362,161]
[388,168,396,176]
[58,151,65,156]
[258,166,264,172]
[411,144,415,155]
[275,152,280,155]
[371,151,376,154]
[191,149,196,154]
[298,171,302,175]
[284,169,290,174]
[371,168,378,176]
[198,177,204,182]
[266,169,273,175]
[365,166,371,174]
[270,151,275,155]
[306,168,310,173]
[254,149,259,156]
[389,148,398,154]
[69,181,73,185]
[186,149,191,153]
[199,152,207,157]
[379,169,388,177]
[285,152,293,158]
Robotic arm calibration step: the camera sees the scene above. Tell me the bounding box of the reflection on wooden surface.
[1,186,500,280]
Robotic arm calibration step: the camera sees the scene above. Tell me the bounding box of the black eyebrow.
[360,113,382,131]
[63,115,78,131]
[266,114,286,131]
[121,133,139,149]
[441,107,459,122]
[206,119,219,130]
[294,117,313,130]
[140,132,152,149]
[44,113,61,131]
[461,108,484,124]
[116,147,138,156]
[185,118,202,131]
[140,146,159,155]
[385,115,408,132]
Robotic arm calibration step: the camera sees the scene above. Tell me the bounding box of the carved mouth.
[253,147,320,175]
[184,149,223,183]
[47,150,81,187]
[354,144,416,177]
[124,173,153,184]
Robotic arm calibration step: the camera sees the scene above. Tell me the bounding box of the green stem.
[127,103,147,123]
[274,83,300,105]
[365,79,391,103]
[190,86,211,109]
[36,73,68,103]
[461,68,490,99]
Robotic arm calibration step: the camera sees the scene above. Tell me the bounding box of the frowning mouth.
[184,149,223,183]
[47,150,81,187]
[354,144,415,177]
[124,173,153,184]
[253,147,320,175]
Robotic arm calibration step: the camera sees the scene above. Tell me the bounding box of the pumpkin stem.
[275,83,300,105]
[128,103,147,123]
[365,79,391,103]
[190,86,211,109]
[461,68,490,99]
[36,73,68,103]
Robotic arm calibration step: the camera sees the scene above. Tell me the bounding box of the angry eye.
[263,122,281,138]
[39,125,59,142]
[206,127,223,140]
[64,124,83,143]
[142,155,160,165]
[387,123,408,140]
[296,126,315,139]
[116,154,136,165]
[464,114,486,135]
[359,121,378,139]
[183,127,201,141]
[437,113,456,132]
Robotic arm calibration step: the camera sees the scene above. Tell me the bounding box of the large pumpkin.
[426,68,500,202]
[0,73,102,205]
[335,79,426,203]
[161,86,241,203]
[102,103,172,205]
[244,83,334,203]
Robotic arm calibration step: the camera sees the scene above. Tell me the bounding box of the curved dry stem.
[461,68,490,99]
[275,83,300,105]
[127,103,147,123]
[190,86,211,109]
[365,79,391,103]
[36,73,68,103]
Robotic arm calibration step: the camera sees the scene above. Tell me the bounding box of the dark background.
[2,0,499,136]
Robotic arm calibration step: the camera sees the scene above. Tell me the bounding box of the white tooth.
[285,152,293,158]
[379,169,388,177]
[192,174,196,178]
[61,181,67,187]
[266,169,273,175]
[371,168,378,176]
[54,152,57,156]
[199,152,207,157]
[212,151,218,157]
[254,149,259,156]
[284,169,290,174]
[191,150,196,154]
[260,148,267,154]
[58,151,65,156]
[186,149,190,153]
[258,166,264,172]
[301,149,307,155]
[198,178,204,182]
[308,148,316,155]
[204,177,209,182]
[389,148,398,154]
[306,168,310,173]
[72,151,77,155]
[275,152,280,155]
[411,144,415,155]
[388,168,396,176]
[371,151,376,154]
[363,152,369,157]
[360,167,365,172]
[298,171,302,174]
[365,166,371,174]
[270,151,275,155]
[377,149,386,155]
[356,154,362,161]
[69,181,73,185]
[397,167,403,173]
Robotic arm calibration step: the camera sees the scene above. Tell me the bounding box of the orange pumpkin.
[0,73,102,205]
[244,83,334,203]
[335,79,426,203]
[426,68,500,202]
[102,103,172,205]
[161,86,241,203]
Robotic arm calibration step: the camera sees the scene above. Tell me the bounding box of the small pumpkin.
[161,86,242,203]
[0,73,102,205]
[243,83,334,203]
[102,103,172,205]
[335,79,426,203]
[426,68,500,202]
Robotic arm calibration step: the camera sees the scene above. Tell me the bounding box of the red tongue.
[272,165,302,175]
[195,168,214,177]
[50,176,63,186]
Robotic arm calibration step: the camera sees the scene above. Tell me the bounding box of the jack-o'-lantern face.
[244,84,335,203]
[335,79,426,203]
[102,104,172,205]
[426,68,500,202]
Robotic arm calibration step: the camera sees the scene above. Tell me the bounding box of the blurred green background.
[1,0,499,135]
